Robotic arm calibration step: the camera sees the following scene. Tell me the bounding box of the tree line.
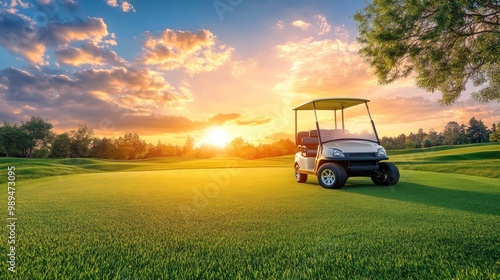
[0,116,296,159]
[380,117,500,150]
[1,116,498,159]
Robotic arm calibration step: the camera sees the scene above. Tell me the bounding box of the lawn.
[1,143,499,279]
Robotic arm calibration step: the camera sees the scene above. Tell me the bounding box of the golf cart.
[293,98,399,189]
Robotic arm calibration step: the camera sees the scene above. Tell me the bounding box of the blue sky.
[0,0,498,145]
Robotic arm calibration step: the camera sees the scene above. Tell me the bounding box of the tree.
[90,137,114,159]
[443,121,462,145]
[51,133,71,158]
[183,136,195,155]
[69,124,94,158]
[355,0,500,104]
[423,129,443,147]
[0,122,30,157]
[21,116,53,157]
[491,122,500,142]
[466,117,490,143]
[113,133,148,160]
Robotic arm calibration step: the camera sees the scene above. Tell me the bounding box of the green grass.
[0,143,499,278]
[0,156,292,184]
[1,169,499,279]
[390,142,500,179]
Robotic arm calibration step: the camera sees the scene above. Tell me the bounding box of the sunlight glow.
[200,127,232,148]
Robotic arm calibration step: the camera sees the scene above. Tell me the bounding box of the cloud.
[1,0,30,13]
[74,67,193,111]
[105,0,135,12]
[231,59,256,77]
[275,36,375,103]
[37,0,79,14]
[42,17,109,46]
[235,116,271,126]
[0,12,47,64]
[56,42,126,66]
[0,67,75,104]
[120,1,135,12]
[274,20,285,30]
[141,29,233,74]
[315,14,331,35]
[208,113,240,125]
[0,66,192,114]
[0,13,111,65]
[106,0,118,7]
[292,20,311,30]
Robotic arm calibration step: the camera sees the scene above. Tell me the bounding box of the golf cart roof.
[293,98,370,111]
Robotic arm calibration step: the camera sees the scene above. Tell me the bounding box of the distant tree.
[188,144,220,159]
[423,129,443,147]
[90,137,110,158]
[69,124,94,158]
[51,133,71,157]
[0,122,30,157]
[443,121,462,145]
[490,122,500,142]
[113,133,148,160]
[20,116,53,157]
[467,117,490,143]
[459,124,470,144]
[405,138,416,149]
[183,136,195,155]
[355,0,500,104]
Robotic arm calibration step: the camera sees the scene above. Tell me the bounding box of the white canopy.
[293,98,369,111]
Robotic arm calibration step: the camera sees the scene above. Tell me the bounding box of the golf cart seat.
[296,131,309,151]
[300,129,320,157]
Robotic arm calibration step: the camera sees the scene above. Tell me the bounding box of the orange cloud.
[56,42,126,66]
[141,29,233,73]
[275,36,375,103]
[74,67,193,111]
[292,20,311,30]
[45,17,109,45]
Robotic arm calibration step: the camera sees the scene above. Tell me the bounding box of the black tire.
[295,164,308,183]
[371,162,400,186]
[317,163,347,189]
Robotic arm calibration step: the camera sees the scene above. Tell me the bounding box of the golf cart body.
[293,98,399,189]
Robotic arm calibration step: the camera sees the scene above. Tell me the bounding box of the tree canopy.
[354,0,500,105]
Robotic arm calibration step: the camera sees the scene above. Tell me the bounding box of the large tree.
[355,0,500,104]
[467,117,490,143]
[51,133,71,158]
[20,116,53,157]
[0,122,30,157]
[69,124,94,158]
[443,121,462,145]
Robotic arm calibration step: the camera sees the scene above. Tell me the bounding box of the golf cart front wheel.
[317,163,347,189]
[295,164,308,183]
[371,162,400,186]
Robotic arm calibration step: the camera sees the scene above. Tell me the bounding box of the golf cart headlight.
[377,148,387,157]
[330,148,345,158]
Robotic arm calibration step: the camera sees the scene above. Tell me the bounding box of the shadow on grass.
[341,181,500,216]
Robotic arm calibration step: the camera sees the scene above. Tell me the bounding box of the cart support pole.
[294,110,297,146]
[365,101,380,144]
[312,101,323,152]
[334,110,337,130]
[342,107,345,131]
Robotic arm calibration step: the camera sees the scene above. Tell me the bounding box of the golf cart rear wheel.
[295,164,308,183]
[371,162,400,186]
[317,163,347,189]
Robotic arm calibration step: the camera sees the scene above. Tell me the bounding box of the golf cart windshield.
[293,98,379,144]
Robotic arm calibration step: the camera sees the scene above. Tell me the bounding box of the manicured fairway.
[2,166,499,279]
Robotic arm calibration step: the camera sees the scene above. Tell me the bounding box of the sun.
[201,126,232,148]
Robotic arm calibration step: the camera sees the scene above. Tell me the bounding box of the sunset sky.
[1,0,498,146]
